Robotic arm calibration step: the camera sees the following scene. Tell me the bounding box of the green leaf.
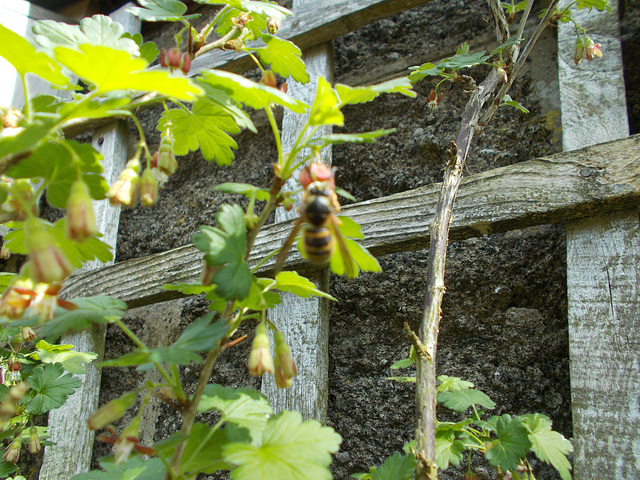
[501,94,529,114]
[33,16,139,55]
[308,77,343,126]
[13,296,126,339]
[327,235,381,278]
[214,8,266,39]
[54,45,202,100]
[485,414,532,474]
[489,35,523,56]
[212,183,270,202]
[193,204,252,300]
[59,95,131,122]
[386,376,416,383]
[26,363,81,414]
[437,388,496,412]
[520,414,573,480]
[101,314,228,369]
[0,273,15,294]
[435,429,465,470]
[198,384,272,443]
[198,70,307,113]
[33,344,98,374]
[335,77,415,105]
[196,0,292,21]
[0,118,57,162]
[372,453,416,480]
[127,0,201,22]
[437,375,475,393]
[576,0,612,11]
[0,23,69,86]
[73,455,167,479]
[257,35,309,84]
[312,129,396,148]
[501,1,529,14]
[161,283,215,295]
[0,460,17,477]
[438,43,490,70]
[158,99,240,165]
[7,140,106,208]
[223,410,341,480]
[274,271,336,300]
[408,62,444,84]
[390,357,414,369]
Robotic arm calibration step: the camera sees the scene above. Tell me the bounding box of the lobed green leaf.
[336,77,415,105]
[372,453,416,480]
[434,429,465,470]
[311,129,396,149]
[520,414,573,480]
[485,414,532,474]
[127,0,201,22]
[257,35,309,84]
[438,388,496,412]
[26,363,81,414]
[73,455,166,479]
[274,271,336,300]
[436,375,475,393]
[196,0,292,21]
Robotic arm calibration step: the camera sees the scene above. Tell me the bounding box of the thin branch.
[486,0,510,43]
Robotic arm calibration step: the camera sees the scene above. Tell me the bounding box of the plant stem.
[245,174,285,257]
[194,25,242,58]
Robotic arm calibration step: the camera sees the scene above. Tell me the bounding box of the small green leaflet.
[576,0,612,11]
[390,357,414,369]
[371,453,416,480]
[335,77,416,105]
[520,414,573,480]
[31,340,98,374]
[161,283,215,295]
[0,118,57,162]
[435,429,465,470]
[437,388,496,413]
[274,271,336,300]
[501,94,529,114]
[214,8,266,39]
[0,273,15,294]
[158,99,240,166]
[408,62,443,84]
[197,384,272,443]
[193,204,252,300]
[489,35,523,56]
[26,363,81,414]
[195,0,292,21]
[257,35,309,84]
[501,1,529,14]
[386,376,416,383]
[54,45,202,100]
[198,70,307,113]
[485,414,532,474]
[436,375,475,393]
[212,183,270,202]
[0,460,16,477]
[327,236,381,278]
[223,410,342,480]
[438,42,490,70]
[73,455,167,479]
[0,23,68,86]
[127,0,201,22]
[100,314,229,369]
[33,16,139,55]
[311,129,395,149]
[155,424,231,475]
[308,77,343,127]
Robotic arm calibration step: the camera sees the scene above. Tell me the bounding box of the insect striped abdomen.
[303,226,333,263]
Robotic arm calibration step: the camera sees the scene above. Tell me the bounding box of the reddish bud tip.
[262,70,277,88]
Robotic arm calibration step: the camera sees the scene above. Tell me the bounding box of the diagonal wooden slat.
[60,134,640,308]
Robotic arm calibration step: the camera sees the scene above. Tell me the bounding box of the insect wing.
[329,216,357,278]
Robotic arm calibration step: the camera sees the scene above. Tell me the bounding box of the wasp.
[275,163,355,277]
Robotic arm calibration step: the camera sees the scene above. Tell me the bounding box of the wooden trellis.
[5,0,636,479]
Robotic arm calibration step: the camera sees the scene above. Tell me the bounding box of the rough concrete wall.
[53,1,639,480]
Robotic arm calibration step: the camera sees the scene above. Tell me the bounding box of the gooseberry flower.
[21,327,36,343]
[273,331,297,388]
[87,391,138,431]
[262,70,277,88]
[248,322,274,376]
[24,218,73,284]
[574,36,585,65]
[66,179,98,242]
[108,159,140,207]
[3,437,21,464]
[28,426,41,454]
[155,136,177,177]
[267,17,280,34]
[160,48,192,74]
[427,89,444,110]
[0,279,35,319]
[585,36,602,61]
[140,169,158,207]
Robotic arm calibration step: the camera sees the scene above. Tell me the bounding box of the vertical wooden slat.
[261,0,334,421]
[39,4,138,479]
[557,1,638,478]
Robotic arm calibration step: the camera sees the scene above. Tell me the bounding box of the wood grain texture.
[39,5,136,479]
[60,134,640,308]
[559,2,639,478]
[260,31,334,421]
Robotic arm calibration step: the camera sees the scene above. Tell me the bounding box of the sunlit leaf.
[195,0,292,21]
[33,345,98,374]
[501,94,529,114]
[26,363,81,414]
[0,118,57,162]
[576,0,612,11]
[257,35,309,84]
[161,283,215,295]
[336,77,415,105]
[274,271,336,300]
[127,0,201,22]
[311,129,395,148]
[520,414,573,480]
[308,77,342,127]
[54,45,202,100]
[0,23,69,86]
[485,414,532,474]
[435,429,465,470]
[59,96,131,122]
[390,358,414,369]
[372,453,416,480]
[437,388,496,412]
[73,455,167,479]
[436,375,475,393]
[212,183,270,202]
[408,62,443,84]
[223,410,341,480]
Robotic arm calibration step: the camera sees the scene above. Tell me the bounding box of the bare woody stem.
[413,0,557,477]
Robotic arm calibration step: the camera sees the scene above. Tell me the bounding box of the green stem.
[21,75,30,121]
[266,105,283,164]
[245,175,285,257]
[200,5,232,41]
[195,25,242,58]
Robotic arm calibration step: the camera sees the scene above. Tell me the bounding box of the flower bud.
[28,426,41,454]
[0,246,10,259]
[232,13,252,29]
[267,17,280,34]
[166,48,182,68]
[273,331,297,388]
[584,36,602,61]
[156,138,177,176]
[427,90,444,110]
[261,70,277,88]
[3,437,21,464]
[87,391,138,431]
[114,416,140,465]
[21,327,36,343]
[66,180,98,242]
[7,179,37,220]
[7,356,20,374]
[200,262,219,287]
[248,322,274,376]
[1,107,21,129]
[27,283,59,321]
[279,82,288,94]
[574,36,585,65]
[107,159,140,207]
[140,169,158,207]
[180,52,192,75]
[464,473,478,480]
[497,66,508,83]
[24,219,73,284]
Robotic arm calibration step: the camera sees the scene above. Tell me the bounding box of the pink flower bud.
[267,17,280,34]
[156,138,177,176]
[28,426,41,454]
[107,159,140,207]
[24,219,73,284]
[21,327,36,343]
[3,437,21,464]
[273,331,297,388]
[159,48,167,68]
[248,322,274,376]
[180,52,192,75]
[262,70,277,88]
[66,180,98,242]
[140,169,158,207]
[87,391,138,431]
[166,48,182,68]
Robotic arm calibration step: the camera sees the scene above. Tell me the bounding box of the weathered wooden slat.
[40,5,136,479]
[558,1,638,478]
[60,134,640,308]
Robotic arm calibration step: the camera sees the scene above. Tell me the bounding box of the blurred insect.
[275,163,355,277]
